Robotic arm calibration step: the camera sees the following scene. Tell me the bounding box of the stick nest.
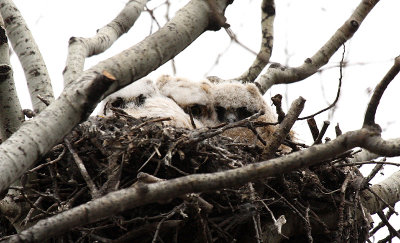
[3,111,369,242]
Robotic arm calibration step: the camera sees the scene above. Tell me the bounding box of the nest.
[1,111,369,242]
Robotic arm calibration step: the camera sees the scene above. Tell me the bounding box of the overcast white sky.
[9,0,400,240]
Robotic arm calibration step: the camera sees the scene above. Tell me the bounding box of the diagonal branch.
[0,0,54,113]
[63,0,148,87]
[255,0,380,93]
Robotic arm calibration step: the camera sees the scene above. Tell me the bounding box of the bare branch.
[256,0,379,93]
[237,0,275,83]
[63,0,148,86]
[363,55,400,128]
[0,0,54,113]
[264,96,305,157]
[0,17,23,140]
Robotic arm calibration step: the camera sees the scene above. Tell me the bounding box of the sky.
[9,0,400,241]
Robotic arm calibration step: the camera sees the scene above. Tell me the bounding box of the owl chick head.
[156,75,217,127]
[211,81,272,123]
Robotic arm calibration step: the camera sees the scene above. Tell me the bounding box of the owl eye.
[188,104,204,118]
[110,97,125,108]
[215,106,226,122]
[135,94,146,106]
[237,107,254,120]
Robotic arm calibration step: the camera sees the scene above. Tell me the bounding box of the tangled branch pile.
[1,111,370,242]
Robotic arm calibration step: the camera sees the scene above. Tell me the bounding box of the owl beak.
[226,112,238,123]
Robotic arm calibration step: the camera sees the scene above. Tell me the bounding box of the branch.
[0,17,23,140]
[5,128,400,242]
[237,0,275,83]
[63,0,148,87]
[264,96,305,157]
[363,55,400,128]
[0,0,231,193]
[255,0,379,93]
[0,0,54,113]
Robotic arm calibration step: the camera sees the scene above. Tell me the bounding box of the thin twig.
[299,44,346,120]
[65,139,100,199]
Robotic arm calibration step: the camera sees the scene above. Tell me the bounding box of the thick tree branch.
[0,0,54,113]
[237,0,275,83]
[255,0,380,93]
[63,0,148,87]
[0,0,231,193]
[5,128,400,242]
[0,17,23,140]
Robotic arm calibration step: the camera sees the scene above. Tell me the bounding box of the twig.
[271,94,286,123]
[370,209,396,236]
[64,139,100,199]
[376,211,400,239]
[364,158,385,184]
[29,145,66,172]
[151,204,184,243]
[335,123,342,137]
[264,97,305,157]
[307,118,319,141]
[299,44,346,120]
[366,187,397,214]
[313,121,330,145]
[334,160,399,168]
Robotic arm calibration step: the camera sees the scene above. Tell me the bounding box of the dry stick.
[29,145,66,172]
[237,0,275,83]
[307,118,319,141]
[256,0,379,93]
[337,173,351,241]
[271,94,286,123]
[313,121,330,145]
[263,97,305,157]
[364,158,385,184]
[64,139,100,199]
[334,160,400,168]
[370,209,396,236]
[363,55,400,128]
[335,123,342,137]
[376,211,400,240]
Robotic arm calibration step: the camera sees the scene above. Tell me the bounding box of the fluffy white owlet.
[156,75,218,127]
[99,78,203,129]
[210,80,278,144]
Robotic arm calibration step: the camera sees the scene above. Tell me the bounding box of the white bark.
[0,17,23,140]
[0,0,54,113]
[0,0,230,193]
[63,0,148,87]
